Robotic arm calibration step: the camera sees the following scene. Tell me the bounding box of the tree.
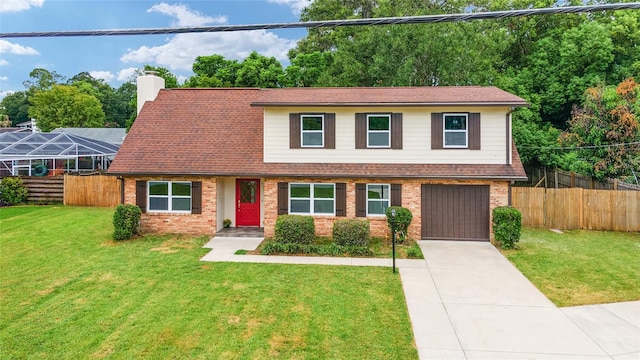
[184,54,240,87]
[29,85,105,132]
[235,51,286,88]
[22,68,65,92]
[0,91,30,126]
[561,78,640,180]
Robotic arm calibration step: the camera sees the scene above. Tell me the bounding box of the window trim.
[300,114,324,148]
[289,182,336,215]
[443,113,469,148]
[366,183,390,217]
[148,181,192,213]
[367,114,391,148]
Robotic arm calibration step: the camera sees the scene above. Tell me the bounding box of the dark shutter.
[391,113,403,149]
[391,184,402,206]
[325,113,336,149]
[191,181,202,214]
[431,113,443,149]
[136,180,147,213]
[277,182,289,215]
[355,113,366,149]
[335,182,346,216]
[355,183,366,217]
[469,112,481,150]
[289,113,301,149]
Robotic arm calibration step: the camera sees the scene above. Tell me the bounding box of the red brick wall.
[264,178,510,241]
[123,176,217,236]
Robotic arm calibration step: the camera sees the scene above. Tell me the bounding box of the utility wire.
[1,3,639,38]
[518,141,640,150]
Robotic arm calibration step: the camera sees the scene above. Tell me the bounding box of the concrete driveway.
[201,237,640,359]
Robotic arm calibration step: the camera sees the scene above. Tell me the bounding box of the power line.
[519,141,640,150]
[1,3,639,38]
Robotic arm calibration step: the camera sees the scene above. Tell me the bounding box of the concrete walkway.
[200,237,640,360]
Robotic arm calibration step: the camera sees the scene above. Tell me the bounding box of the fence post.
[571,172,575,188]
[613,179,618,191]
[554,169,559,189]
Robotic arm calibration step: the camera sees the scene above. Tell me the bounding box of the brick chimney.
[136,71,165,115]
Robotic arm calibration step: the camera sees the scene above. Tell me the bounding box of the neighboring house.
[16,119,39,133]
[52,128,127,145]
[108,74,528,241]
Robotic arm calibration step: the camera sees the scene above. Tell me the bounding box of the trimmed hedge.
[385,206,413,243]
[0,177,28,205]
[113,204,142,241]
[333,219,370,247]
[261,242,373,257]
[274,215,315,245]
[492,206,522,249]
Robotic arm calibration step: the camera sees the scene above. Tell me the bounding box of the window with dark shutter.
[391,113,403,149]
[431,113,443,149]
[325,113,336,149]
[335,183,346,216]
[355,113,366,149]
[191,181,202,214]
[136,180,147,213]
[469,112,481,150]
[277,182,289,215]
[289,113,301,149]
[355,183,366,217]
[391,184,402,206]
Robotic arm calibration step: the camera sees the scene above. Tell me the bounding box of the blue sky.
[0,0,311,97]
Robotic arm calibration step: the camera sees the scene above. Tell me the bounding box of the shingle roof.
[108,87,527,180]
[252,86,529,107]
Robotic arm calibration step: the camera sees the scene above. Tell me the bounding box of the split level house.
[108,74,528,242]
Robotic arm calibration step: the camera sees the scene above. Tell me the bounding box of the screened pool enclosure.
[0,132,120,176]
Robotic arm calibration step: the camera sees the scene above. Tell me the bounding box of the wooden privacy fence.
[63,174,121,207]
[512,187,640,232]
[21,176,64,202]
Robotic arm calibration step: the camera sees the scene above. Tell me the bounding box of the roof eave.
[251,101,530,107]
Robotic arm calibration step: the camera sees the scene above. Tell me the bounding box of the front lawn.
[502,228,640,307]
[0,206,418,359]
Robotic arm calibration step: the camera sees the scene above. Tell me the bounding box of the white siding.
[263,106,510,164]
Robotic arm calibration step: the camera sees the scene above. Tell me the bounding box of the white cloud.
[117,67,139,82]
[0,0,44,13]
[89,71,115,82]
[266,0,311,14]
[0,40,39,55]
[148,3,227,27]
[0,90,16,99]
[0,59,8,66]
[0,76,8,81]
[121,4,296,71]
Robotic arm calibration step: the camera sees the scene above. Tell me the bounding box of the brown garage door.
[421,184,490,241]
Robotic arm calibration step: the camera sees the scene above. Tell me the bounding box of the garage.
[421,184,490,241]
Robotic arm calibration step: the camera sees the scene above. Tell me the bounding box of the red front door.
[236,179,260,227]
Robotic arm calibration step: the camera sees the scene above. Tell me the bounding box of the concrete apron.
[201,237,640,360]
[410,240,639,360]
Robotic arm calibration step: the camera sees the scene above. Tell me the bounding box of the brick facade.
[263,177,510,241]
[125,175,509,241]
[123,176,217,235]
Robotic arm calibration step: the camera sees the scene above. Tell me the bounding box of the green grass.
[502,228,640,307]
[0,206,418,359]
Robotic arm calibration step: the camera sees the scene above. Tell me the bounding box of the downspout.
[117,176,125,204]
[507,107,515,206]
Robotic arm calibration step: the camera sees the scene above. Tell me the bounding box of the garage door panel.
[421,184,490,241]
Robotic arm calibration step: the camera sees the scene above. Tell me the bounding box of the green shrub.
[260,241,373,257]
[0,177,28,205]
[406,243,423,259]
[333,219,370,247]
[113,204,142,241]
[385,206,413,243]
[274,215,315,245]
[492,206,522,249]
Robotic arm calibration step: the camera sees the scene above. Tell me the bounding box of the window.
[367,184,390,216]
[289,183,335,215]
[301,115,324,147]
[148,181,192,212]
[444,113,468,148]
[367,114,391,147]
